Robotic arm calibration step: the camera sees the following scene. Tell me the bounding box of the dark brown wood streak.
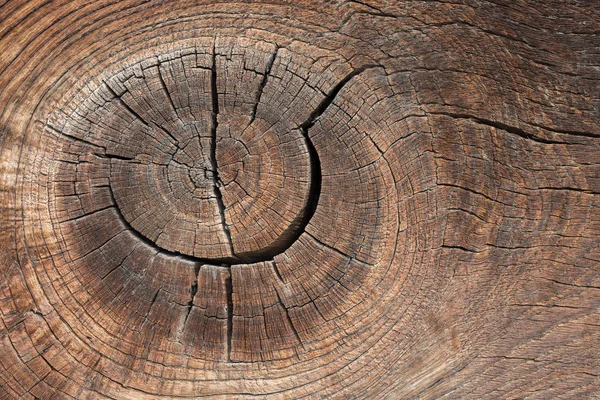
[0,1,598,398]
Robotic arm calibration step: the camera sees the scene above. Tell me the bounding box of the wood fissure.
[249,46,279,125]
[225,268,234,362]
[210,43,237,260]
[183,263,201,326]
[106,184,228,265]
[104,82,151,127]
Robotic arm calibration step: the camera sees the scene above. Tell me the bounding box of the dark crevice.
[294,131,322,243]
[249,46,279,125]
[101,64,378,266]
[157,63,180,120]
[290,66,382,257]
[275,290,301,344]
[183,263,201,326]
[104,82,151,127]
[59,205,113,223]
[144,288,161,321]
[150,288,160,305]
[271,260,285,284]
[235,65,379,263]
[225,269,234,362]
[152,123,179,146]
[527,120,600,139]
[106,182,239,265]
[440,244,480,253]
[543,278,600,290]
[95,153,135,161]
[299,65,381,132]
[210,42,237,260]
[41,122,106,151]
[427,111,574,145]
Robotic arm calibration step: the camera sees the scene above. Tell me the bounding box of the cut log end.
[0,1,599,399]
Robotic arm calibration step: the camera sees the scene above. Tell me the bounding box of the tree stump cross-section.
[0,1,599,398]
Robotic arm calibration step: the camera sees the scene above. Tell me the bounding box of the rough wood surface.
[1,0,599,398]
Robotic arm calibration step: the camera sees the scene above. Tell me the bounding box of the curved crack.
[103,62,377,266]
[237,64,380,262]
[106,178,238,264]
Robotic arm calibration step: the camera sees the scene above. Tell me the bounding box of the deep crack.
[101,60,378,266]
[105,82,151,127]
[183,263,201,325]
[210,43,237,260]
[293,66,379,248]
[299,65,381,131]
[225,269,234,362]
[106,177,237,264]
[157,62,180,120]
[249,46,279,125]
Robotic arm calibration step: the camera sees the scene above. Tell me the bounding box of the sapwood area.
[0,0,599,398]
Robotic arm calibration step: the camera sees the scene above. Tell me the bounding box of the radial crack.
[271,260,285,284]
[95,153,135,161]
[225,268,234,362]
[153,123,179,146]
[143,288,161,321]
[249,46,279,125]
[183,263,201,326]
[104,82,151,127]
[210,42,237,259]
[41,122,107,151]
[150,288,160,305]
[157,62,180,120]
[275,290,301,344]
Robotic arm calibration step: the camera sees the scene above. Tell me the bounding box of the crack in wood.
[271,260,285,284]
[275,290,301,345]
[41,121,106,151]
[291,65,381,250]
[427,111,574,145]
[210,43,238,261]
[225,268,234,362]
[157,62,181,120]
[3,2,599,397]
[104,82,151,127]
[183,263,201,326]
[106,183,235,265]
[249,46,279,126]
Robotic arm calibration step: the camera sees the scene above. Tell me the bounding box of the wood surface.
[0,0,599,398]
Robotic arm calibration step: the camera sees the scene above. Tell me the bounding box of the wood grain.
[0,0,598,398]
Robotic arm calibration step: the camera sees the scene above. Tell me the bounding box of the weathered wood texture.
[1,0,599,398]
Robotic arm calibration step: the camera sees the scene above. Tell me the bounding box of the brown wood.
[1,0,599,398]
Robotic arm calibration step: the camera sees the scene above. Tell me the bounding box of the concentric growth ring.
[2,1,599,399]
[38,35,400,373]
[60,40,317,263]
